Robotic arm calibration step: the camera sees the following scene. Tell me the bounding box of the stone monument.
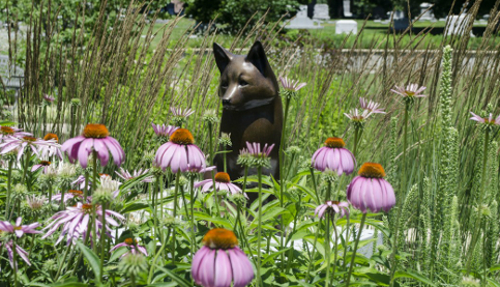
[313,4,330,21]
[286,5,323,29]
[335,20,357,35]
[343,0,352,17]
[419,3,435,21]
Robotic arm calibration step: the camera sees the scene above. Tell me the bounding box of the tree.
[184,0,300,34]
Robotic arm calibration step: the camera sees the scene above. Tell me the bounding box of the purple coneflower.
[390,84,427,98]
[0,241,31,267]
[115,167,153,183]
[0,217,42,238]
[470,112,500,126]
[359,97,386,114]
[0,136,59,162]
[152,122,179,138]
[311,137,356,175]
[246,142,274,157]
[26,195,46,211]
[347,162,395,213]
[194,171,246,197]
[0,126,32,142]
[170,107,195,118]
[72,175,89,190]
[52,189,85,203]
[61,123,125,168]
[344,108,372,122]
[71,173,115,191]
[43,94,55,103]
[110,238,148,258]
[279,76,307,92]
[315,201,350,220]
[38,133,63,160]
[31,160,52,173]
[42,202,124,245]
[192,228,254,287]
[245,142,275,168]
[155,128,206,173]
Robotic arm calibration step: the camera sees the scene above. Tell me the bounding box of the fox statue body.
[213,41,282,203]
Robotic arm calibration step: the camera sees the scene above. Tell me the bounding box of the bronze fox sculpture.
[213,41,282,203]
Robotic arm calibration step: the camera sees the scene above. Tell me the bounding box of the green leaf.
[75,241,101,281]
[260,207,287,223]
[394,270,436,286]
[194,212,233,228]
[262,248,291,265]
[121,201,150,213]
[108,247,129,262]
[155,266,191,287]
[49,277,90,287]
[148,283,178,287]
[0,120,16,126]
[119,172,152,194]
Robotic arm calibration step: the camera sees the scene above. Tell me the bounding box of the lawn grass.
[141,18,497,51]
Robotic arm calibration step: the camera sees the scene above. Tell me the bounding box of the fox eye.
[221,82,228,89]
[239,79,249,86]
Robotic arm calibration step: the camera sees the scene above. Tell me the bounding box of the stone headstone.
[394,17,410,31]
[393,10,405,20]
[445,14,472,36]
[335,20,357,35]
[286,5,323,29]
[343,0,352,17]
[313,4,330,21]
[419,2,435,21]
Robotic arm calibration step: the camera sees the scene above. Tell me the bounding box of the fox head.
[213,41,279,111]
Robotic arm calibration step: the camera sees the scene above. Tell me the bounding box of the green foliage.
[185,0,299,34]
[2,0,500,286]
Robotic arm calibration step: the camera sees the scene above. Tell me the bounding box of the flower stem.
[92,150,98,194]
[60,185,66,210]
[326,181,332,201]
[21,149,31,185]
[306,224,321,283]
[131,274,136,287]
[211,170,221,218]
[223,145,227,172]
[12,239,19,287]
[345,213,367,286]
[48,183,53,208]
[325,214,331,287]
[309,167,320,203]
[389,105,410,286]
[92,205,97,253]
[55,242,72,280]
[189,176,196,258]
[171,172,180,263]
[84,170,89,202]
[208,122,213,164]
[332,219,339,281]
[256,166,264,287]
[148,229,170,284]
[352,126,360,157]
[400,104,410,200]
[100,203,106,282]
[279,97,291,271]
[5,160,13,217]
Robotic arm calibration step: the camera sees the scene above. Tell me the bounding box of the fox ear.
[246,41,270,77]
[213,42,233,73]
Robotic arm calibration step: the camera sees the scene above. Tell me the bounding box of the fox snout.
[220,85,241,108]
